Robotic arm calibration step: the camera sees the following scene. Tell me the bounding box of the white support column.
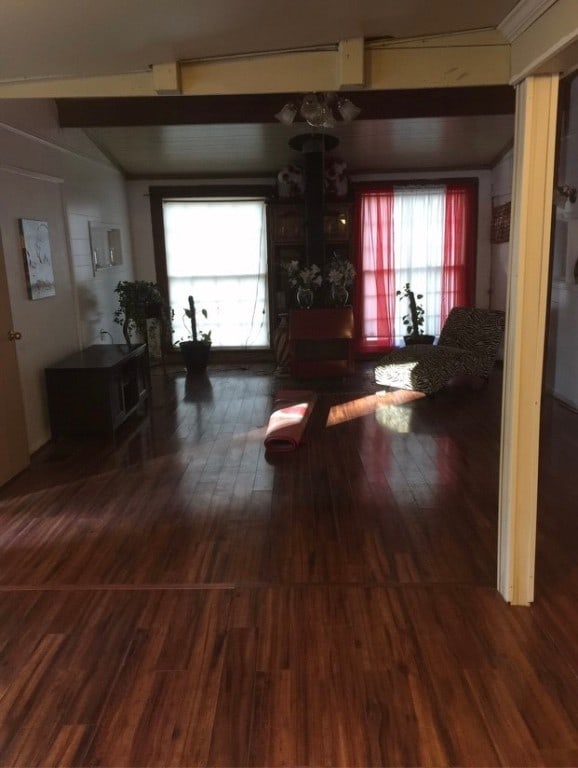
[498,74,559,605]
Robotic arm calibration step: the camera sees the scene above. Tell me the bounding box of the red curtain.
[354,187,396,353]
[355,181,476,354]
[441,184,476,324]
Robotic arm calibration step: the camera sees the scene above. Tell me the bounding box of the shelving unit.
[45,344,149,439]
[267,198,355,322]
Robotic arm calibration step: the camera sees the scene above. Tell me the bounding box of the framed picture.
[491,201,511,244]
[89,220,123,274]
[19,218,56,299]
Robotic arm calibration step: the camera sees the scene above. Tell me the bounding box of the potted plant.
[113,280,170,347]
[178,294,212,374]
[396,282,435,345]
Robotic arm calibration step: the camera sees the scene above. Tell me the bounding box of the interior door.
[0,229,29,486]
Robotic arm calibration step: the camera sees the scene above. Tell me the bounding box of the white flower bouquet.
[325,254,356,288]
[282,260,323,289]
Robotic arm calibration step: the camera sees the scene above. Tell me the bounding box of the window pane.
[358,184,472,351]
[393,187,445,344]
[163,200,269,347]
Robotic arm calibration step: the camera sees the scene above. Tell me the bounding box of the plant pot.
[179,340,211,374]
[404,334,435,346]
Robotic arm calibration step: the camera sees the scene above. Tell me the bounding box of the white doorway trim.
[498,74,559,605]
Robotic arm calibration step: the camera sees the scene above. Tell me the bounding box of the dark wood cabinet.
[289,307,355,377]
[45,344,149,438]
[267,200,355,321]
[323,205,352,242]
[270,204,305,242]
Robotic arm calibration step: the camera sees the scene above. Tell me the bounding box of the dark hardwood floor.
[0,362,577,766]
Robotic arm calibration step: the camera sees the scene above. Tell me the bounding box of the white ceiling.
[85,115,516,178]
[1,0,523,178]
[0,0,520,82]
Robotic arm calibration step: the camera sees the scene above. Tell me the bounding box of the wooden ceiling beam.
[56,86,515,127]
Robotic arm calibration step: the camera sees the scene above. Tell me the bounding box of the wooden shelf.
[267,199,355,324]
[45,344,149,438]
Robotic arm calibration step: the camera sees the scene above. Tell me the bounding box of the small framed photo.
[490,201,511,244]
[19,218,56,299]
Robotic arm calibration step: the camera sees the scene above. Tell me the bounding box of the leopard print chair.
[374,307,506,395]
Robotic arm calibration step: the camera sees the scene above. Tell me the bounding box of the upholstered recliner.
[374,307,505,395]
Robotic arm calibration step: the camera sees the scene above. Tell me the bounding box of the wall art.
[490,201,511,244]
[19,218,56,299]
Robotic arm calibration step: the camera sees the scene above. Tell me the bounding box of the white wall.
[546,75,578,407]
[0,99,134,451]
[489,149,514,312]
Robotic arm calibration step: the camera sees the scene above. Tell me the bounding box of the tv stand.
[45,344,149,438]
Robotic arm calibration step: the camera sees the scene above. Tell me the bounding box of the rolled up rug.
[264,389,317,452]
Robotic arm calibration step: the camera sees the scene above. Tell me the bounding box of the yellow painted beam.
[180,41,510,94]
[0,32,511,99]
[366,45,510,89]
[152,63,181,95]
[498,74,559,605]
[0,72,154,99]
[338,37,365,89]
[180,50,337,95]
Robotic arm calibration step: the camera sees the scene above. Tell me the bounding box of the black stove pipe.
[289,133,339,266]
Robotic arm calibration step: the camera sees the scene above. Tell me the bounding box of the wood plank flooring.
[0,363,577,766]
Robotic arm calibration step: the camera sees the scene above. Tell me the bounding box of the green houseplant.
[178,295,212,374]
[396,282,435,345]
[113,280,170,346]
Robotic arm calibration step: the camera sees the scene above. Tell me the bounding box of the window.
[355,182,476,352]
[163,199,269,348]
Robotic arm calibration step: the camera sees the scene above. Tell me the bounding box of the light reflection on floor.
[325,388,426,428]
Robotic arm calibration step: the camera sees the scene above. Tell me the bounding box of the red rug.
[264,390,317,452]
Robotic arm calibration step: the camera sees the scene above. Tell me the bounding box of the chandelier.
[275,92,361,129]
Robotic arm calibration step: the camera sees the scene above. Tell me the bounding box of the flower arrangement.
[282,260,323,289]
[557,184,577,204]
[325,253,356,288]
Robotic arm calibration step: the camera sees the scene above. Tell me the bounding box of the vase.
[272,314,290,376]
[331,285,349,306]
[296,286,314,309]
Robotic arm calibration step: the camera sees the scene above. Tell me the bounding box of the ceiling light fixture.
[275,92,361,129]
